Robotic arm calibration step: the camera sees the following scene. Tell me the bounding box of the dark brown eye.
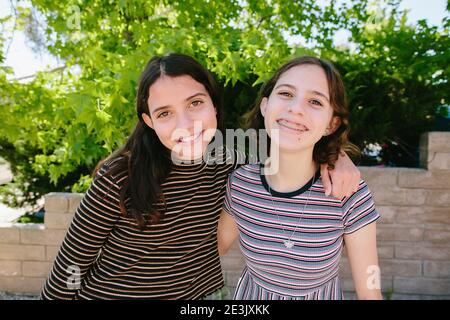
[157,111,170,118]
[278,91,293,98]
[191,100,203,107]
[310,99,323,106]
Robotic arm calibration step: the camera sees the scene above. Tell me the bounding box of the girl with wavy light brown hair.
[247,55,360,170]
[218,56,382,300]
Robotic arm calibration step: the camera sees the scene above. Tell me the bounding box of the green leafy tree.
[0,0,448,208]
[324,4,450,166]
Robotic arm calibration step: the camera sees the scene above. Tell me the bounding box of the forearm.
[344,223,382,300]
[217,210,239,256]
[353,263,383,300]
[356,288,383,300]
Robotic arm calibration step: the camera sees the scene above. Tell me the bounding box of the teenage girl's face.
[260,64,341,153]
[142,75,218,161]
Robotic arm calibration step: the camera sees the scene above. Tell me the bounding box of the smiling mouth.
[276,119,309,133]
[177,130,204,144]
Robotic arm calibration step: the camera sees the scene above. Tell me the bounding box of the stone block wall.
[0,193,81,295]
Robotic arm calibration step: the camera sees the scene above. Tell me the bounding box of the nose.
[176,111,195,135]
[287,96,307,115]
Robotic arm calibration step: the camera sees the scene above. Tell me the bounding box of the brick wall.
[1,132,450,299]
[0,193,82,295]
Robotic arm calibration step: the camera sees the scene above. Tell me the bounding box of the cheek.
[316,117,330,132]
[200,105,218,129]
[263,106,281,139]
[153,122,176,148]
[264,103,281,127]
[311,109,333,130]
[264,114,275,132]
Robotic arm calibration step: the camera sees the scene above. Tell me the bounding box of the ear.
[324,116,341,136]
[141,113,154,129]
[260,97,268,118]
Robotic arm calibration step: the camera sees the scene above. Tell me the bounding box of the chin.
[271,137,314,153]
[276,144,308,153]
[176,144,209,161]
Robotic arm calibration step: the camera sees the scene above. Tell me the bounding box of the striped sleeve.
[342,179,380,235]
[222,172,235,217]
[40,162,121,300]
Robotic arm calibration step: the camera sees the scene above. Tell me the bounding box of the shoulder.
[94,155,129,187]
[233,162,260,175]
[205,146,247,172]
[227,147,247,170]
[311,177,372,208]
[228,163,261,184]
[352,178,371,195]
[341,178,373,207]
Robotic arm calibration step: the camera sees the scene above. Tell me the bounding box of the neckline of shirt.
[171,158,208,171]
[259,163,321,198]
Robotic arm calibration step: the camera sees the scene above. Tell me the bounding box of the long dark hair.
[246,55,359,169]
[93,53,224,230]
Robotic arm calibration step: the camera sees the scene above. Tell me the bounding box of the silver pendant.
[284,240,294,248]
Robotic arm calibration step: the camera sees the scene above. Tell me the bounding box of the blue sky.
[1,0,448,79]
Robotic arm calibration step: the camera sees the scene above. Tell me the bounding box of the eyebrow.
[151,92,207,115]
[274,83,330,103]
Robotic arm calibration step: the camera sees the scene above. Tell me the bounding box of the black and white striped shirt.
[41,148,245,299]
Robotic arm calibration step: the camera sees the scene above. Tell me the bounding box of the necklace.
[266,171,315,249]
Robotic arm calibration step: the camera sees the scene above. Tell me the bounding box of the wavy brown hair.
[246,55,359,169]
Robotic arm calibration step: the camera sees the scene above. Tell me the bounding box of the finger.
[335,181,346,199]
[344,176,354,198]
[354,171,361,193]
[346,174,359,198]
[331,174,345,199]
[321,165,332,196]
[345,185,353,198]
[352,176,360,195]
